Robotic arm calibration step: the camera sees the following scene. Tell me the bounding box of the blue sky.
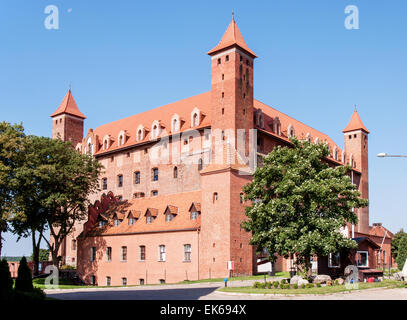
[1,0,406,256]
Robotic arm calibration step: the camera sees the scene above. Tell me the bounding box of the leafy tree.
[0,122,25,257]
[14,256,33,292]
[391,229,407,260]
[0,258,13,300]
[396,236,407,271]
[29,249,49,262]
[242,138,368,278]
[25,137,102,267]
[10,136,54,275]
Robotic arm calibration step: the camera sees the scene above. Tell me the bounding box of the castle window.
[72,239,77,251]
[137,129,143,141]
[222,108,224,115]
[151,190,158,197]
[106,247,112,262]
[152,125,158,139]
[349,135,352,139]
[222,74,224,80]
[114,218,121,226]
[111,156,114,162]
[198,158,203,171]
[102,178,107,190]
[117,174,123,187]
[128,217,136,225]
[222,92,224,99]
[354,134,357,138]
[119,135,124,146]
[104,140,108,150]
[191,211,199,220]
[139,246,146,261]
[240,193,244,204]
[217,58,221,65]
[90,247,96,262]
[221,131,225,141]
[87,143,92,155]
[139,279,144,285]
[106,276,111,286]
[146,214,154,224]
[240,55,243,62]
[159,245,166,261]
[246,59,249,66]
[213,192,218,203]
[166,213,173,222]
[226,55,229,61]
[121,246,127,262]
[193,113,199,127]
[173,166,178,178]
[134,171,140,184]
[243,108,246,115]
[122,278,127,286]
[152,168,158,181]
[173,118,178,132]
[184,244,191,262]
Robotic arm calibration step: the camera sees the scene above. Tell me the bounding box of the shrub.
[60,264,76,270]
[285,284,290,289]
[253,281,261,288]
[266,281,272,289]
[293,284,298,289]
[0,259,13,300]
[316,283,321,287]
[273,281,279,288]
[306,283,314,288]
[12,287,45,301]
[280,279,286,285]
[14,257,33,293]
[301,284,306,289]
[335,279,339,285]
[396,236,407,271]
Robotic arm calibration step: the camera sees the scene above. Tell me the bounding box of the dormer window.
[166,213,174,222]
[288,124,295,138]
[193,113,198,126]
[114,219,121,226]
[153,125,158,138]
[189,202,201,220]
[171,114,181,132]
[87,142,92,155]
[99,220,107,227]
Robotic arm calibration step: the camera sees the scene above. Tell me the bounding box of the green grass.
[218,279,406,295]
[34,272,290,289]
[179,272,289,284]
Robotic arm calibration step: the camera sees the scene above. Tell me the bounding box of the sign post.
[227,261,234,281]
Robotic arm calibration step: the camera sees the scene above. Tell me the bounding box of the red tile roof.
[92,91,212,155]
[342,110,369,133]
[50,90,86,119]
[208,19,257,58]
[86,191,201,236]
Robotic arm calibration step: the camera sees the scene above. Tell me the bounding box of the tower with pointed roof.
[343,109,370,233]
[199,18,258,279]
[50,89,86,148]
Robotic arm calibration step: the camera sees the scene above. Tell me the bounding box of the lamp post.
[377,153,407,158]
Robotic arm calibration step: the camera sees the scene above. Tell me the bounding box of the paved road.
[45,280,407,300]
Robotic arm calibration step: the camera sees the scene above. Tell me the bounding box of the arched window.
[119,135,123,146]
[104,140,108,150]
[213,192,218,203]
[198,158,203,171]
[288,124,295,138]
[173,166,178,178]
[87,143,92,155]
[153,125,158,138]
[173,119,178,132]
[193,113,198,127]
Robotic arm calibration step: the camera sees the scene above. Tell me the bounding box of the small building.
[318,237,383,281]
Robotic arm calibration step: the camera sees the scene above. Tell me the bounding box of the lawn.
[218,279,406,295]
[34,272,290,289]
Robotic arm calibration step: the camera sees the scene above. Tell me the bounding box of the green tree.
[29,249,49,262]
[391,229,407,260]
[0,258,13,300]
[242,138,369,278]
[27,137,102,267]
[0,122,25,257]
[14,256,33,292]
[396,236,407,271]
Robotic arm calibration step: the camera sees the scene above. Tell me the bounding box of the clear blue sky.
[1,0,406,256]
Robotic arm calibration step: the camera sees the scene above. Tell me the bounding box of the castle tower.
[50,89,86,147]
[199,19,257,279]
[208,17,257,156]
[343,109,370,233]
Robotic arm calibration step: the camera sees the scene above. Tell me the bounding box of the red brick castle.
[50,19,393,285]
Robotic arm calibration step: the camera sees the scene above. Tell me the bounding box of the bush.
[301,283,306,289]
[0,259,13,300]
[396,236,407,271]
[306,283,314,288]
[273,281,279,288]
[280,279,286,285]
[253,281,261,288]
[266,281,272,289]
[12,287,45,301]
[14,257,33,293]
[285,284,290,289]
[293,284,298,289]
[316,283,321,287]
[335,279,339,285]
[60,264,76,270]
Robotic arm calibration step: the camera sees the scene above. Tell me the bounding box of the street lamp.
[377,153,407,158]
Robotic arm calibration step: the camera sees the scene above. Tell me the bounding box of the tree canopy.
[242,138,368,277]
[391,229,407,260]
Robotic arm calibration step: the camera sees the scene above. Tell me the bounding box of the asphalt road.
[45,282,407,300]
